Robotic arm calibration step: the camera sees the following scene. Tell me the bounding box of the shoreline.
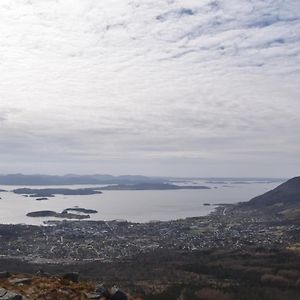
[0,203,226,227]
[0,202,296,265]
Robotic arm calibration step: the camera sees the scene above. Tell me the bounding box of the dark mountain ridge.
[244,176,300,208]
[0,174,166,185]
[241,176,300,221]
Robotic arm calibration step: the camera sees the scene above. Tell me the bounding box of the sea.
[0,179,284,225]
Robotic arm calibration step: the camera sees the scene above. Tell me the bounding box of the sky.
[0,0,299,177]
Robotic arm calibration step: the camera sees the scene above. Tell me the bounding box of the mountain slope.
[242,177,300,221]
[245,176,300,208]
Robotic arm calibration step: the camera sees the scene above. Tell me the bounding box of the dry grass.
[0,274,95,300]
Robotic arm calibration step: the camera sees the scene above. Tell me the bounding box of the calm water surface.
[0,181,283,225]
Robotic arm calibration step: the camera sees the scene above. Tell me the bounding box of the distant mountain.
[242,176,300,220]
[0,174,167,185]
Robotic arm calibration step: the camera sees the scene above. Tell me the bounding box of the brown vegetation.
[0,275,95,300]
[1,248,300,300]
[261,274,290,288]
[194,288,231,300]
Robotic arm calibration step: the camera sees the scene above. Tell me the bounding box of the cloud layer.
[0,0,299,176]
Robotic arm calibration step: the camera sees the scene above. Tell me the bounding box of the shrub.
[194,288,231,300]
[277,270,300,280]
[261,274,290,288]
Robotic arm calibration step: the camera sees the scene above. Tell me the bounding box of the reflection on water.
[0,181,283,225]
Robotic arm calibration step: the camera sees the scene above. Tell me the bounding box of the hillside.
[242,176,300,219]
[1,248,300,300]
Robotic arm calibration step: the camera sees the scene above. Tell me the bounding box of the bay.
[0,180,283,225]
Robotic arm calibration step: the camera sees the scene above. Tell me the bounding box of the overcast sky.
[0,0,299,177]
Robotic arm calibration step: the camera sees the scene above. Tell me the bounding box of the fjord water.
[0,181,283,225]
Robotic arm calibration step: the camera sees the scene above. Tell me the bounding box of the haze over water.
[0,180,283,225]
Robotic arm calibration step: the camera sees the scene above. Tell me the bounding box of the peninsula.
[13,188,103,197]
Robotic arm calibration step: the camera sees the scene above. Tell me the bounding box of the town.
[0,204,298,264]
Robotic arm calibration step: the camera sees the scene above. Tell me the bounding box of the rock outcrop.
[0,288,23,300]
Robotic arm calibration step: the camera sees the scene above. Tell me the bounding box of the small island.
[62,207,98,214]
[26,210,90,219]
